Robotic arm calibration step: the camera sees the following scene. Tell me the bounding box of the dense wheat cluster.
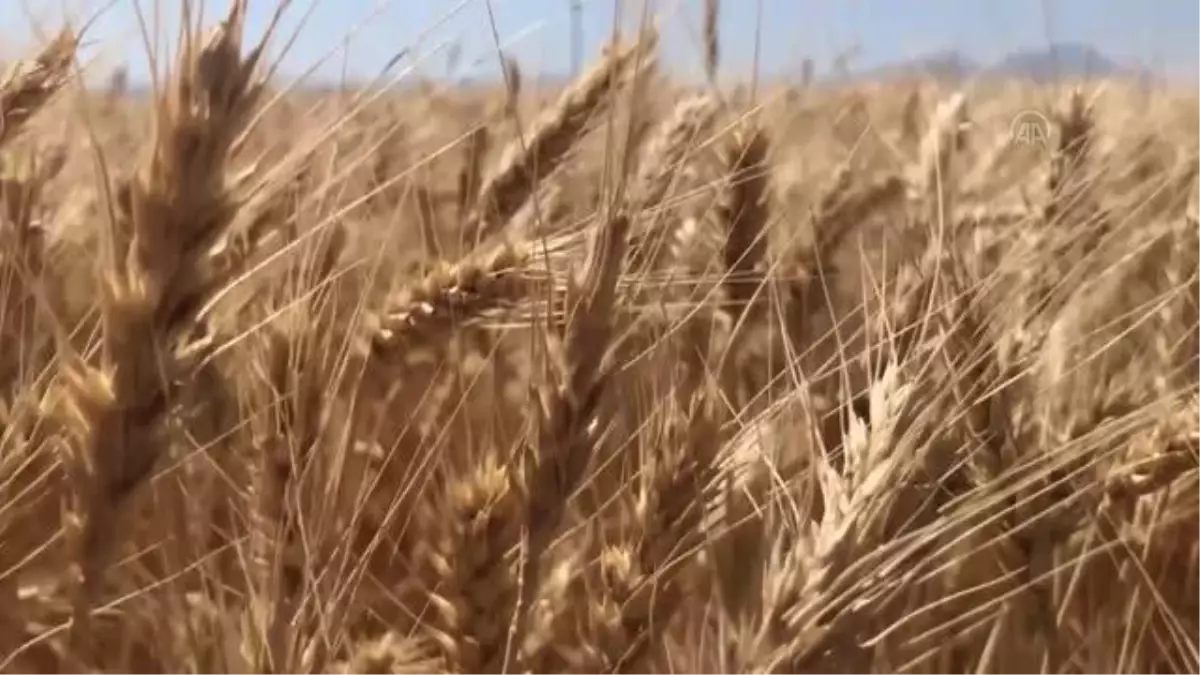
[0,2,1197,673]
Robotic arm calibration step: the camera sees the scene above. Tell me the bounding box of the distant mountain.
[852,43,1149,83]
[859,50,979,81]
[985,43,1143,81]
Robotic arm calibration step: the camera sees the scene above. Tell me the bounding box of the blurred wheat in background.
[0,0,1196,672]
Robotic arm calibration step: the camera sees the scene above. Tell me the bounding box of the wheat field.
[0,2,1197,673]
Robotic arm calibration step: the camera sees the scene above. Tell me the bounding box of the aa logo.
[1010,110,1052,149]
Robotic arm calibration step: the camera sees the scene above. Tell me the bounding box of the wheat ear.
[511,212,630,665]
[465,36,654,245]
[58,0,265,647]
[626,93,719,273]
[588,396,722,672]
[717,125,771,322]
[423,456,525,673]
[0,30,76,148]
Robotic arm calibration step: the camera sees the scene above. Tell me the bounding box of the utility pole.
[570,0,583,77]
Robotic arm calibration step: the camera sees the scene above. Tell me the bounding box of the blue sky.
[3,0,1197,86]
